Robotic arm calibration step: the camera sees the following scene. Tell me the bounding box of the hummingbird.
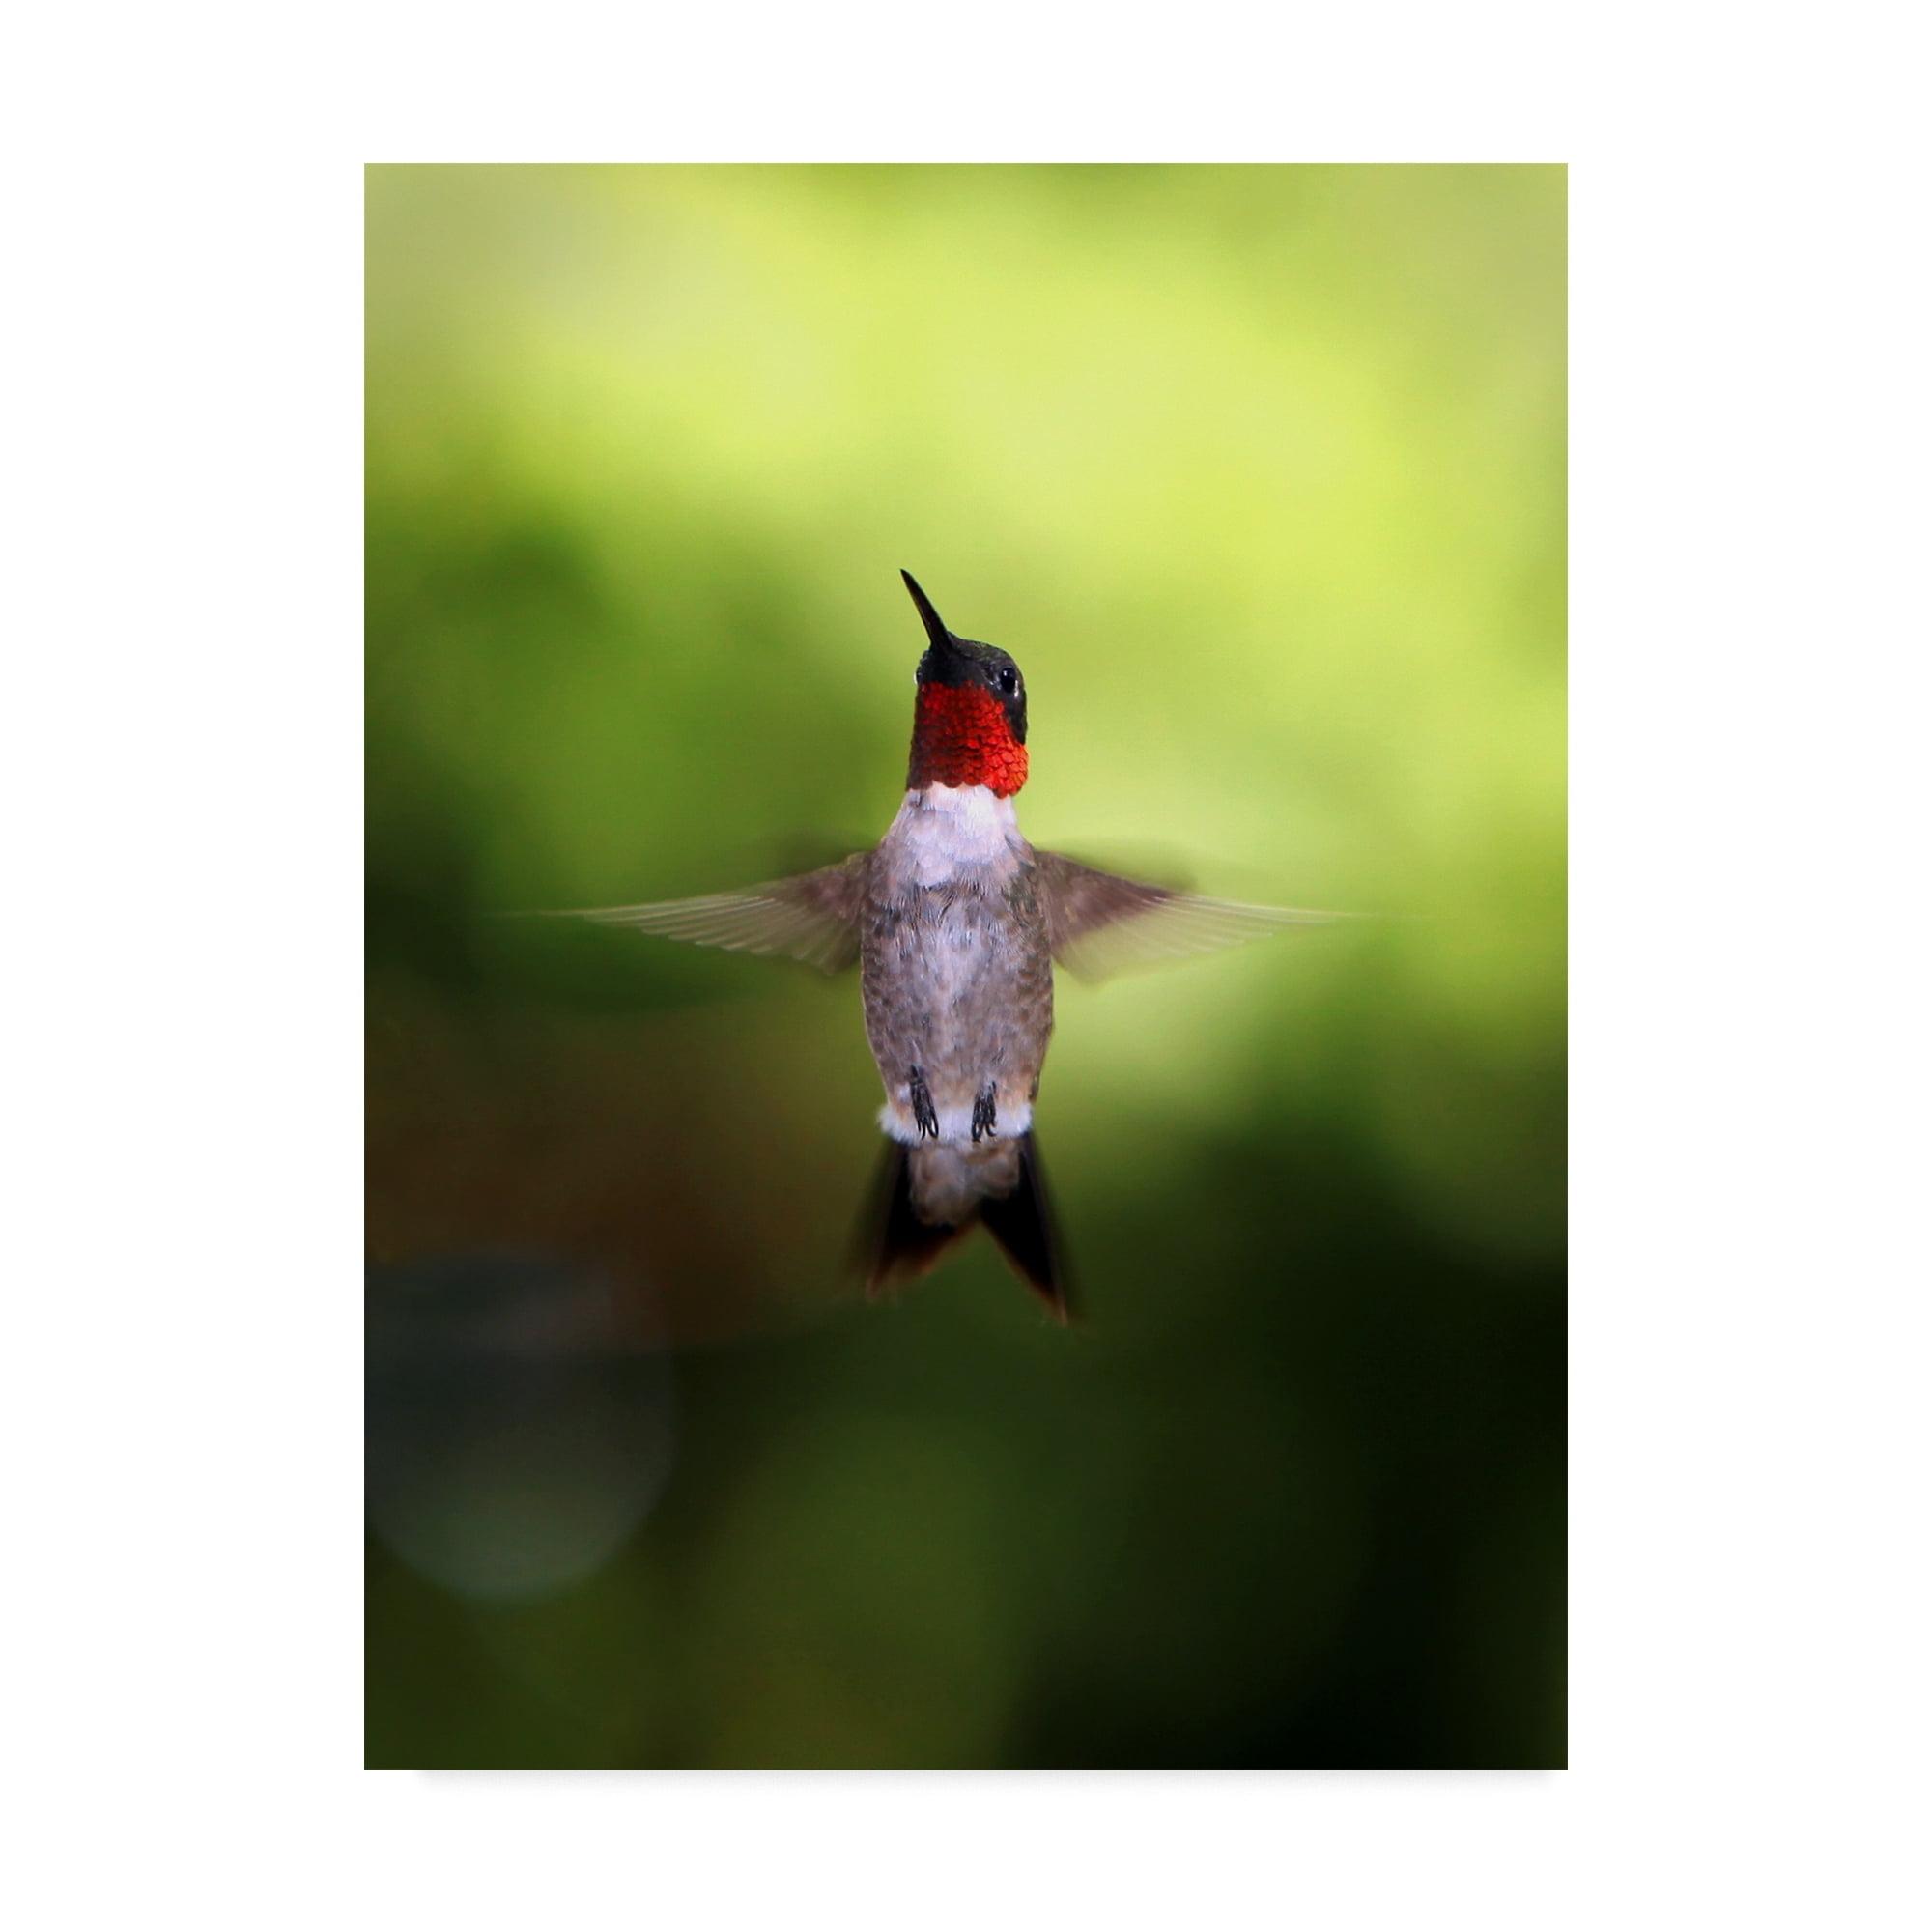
[557,571,1333,1321]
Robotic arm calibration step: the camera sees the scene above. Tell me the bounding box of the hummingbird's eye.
[996,666,1019,697]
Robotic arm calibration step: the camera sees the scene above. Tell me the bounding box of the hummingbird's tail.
[858,1132,1069,1322]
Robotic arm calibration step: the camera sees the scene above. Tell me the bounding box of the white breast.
[888,783,1022,886]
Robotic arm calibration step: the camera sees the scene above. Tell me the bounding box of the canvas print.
[366,163,1566,1767]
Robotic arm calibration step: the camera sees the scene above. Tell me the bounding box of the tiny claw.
[971,1085,998,1143]
[909,1066,939,1141]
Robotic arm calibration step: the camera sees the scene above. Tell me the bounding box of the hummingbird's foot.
[908,1066,940,1140]
[971,1085,998,1143]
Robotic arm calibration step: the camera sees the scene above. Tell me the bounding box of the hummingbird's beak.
[900,570,955,655]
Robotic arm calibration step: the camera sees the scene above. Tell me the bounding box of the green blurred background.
[365,164,1565,1768]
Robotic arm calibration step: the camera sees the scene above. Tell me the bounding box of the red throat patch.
[906,684,1029,796]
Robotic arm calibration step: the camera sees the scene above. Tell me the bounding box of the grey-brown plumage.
[548,571,1339,1318]
[860,787,1053,1149]
[855,781,1062,1308]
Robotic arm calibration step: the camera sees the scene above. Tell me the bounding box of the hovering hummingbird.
[558,572,1333,1321]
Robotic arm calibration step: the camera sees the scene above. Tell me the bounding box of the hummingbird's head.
[899,569,1029,797]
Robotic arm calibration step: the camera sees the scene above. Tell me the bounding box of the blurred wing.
[1035,850,1340,983]
[548,854,869,974]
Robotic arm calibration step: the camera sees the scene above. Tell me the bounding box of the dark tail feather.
[858,1132,1070,1323]
[857,1140,967,1293]
[980,1133,1070,1323]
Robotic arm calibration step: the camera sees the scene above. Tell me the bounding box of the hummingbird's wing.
[545,854,869,974]
[1034,851,1340,983]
